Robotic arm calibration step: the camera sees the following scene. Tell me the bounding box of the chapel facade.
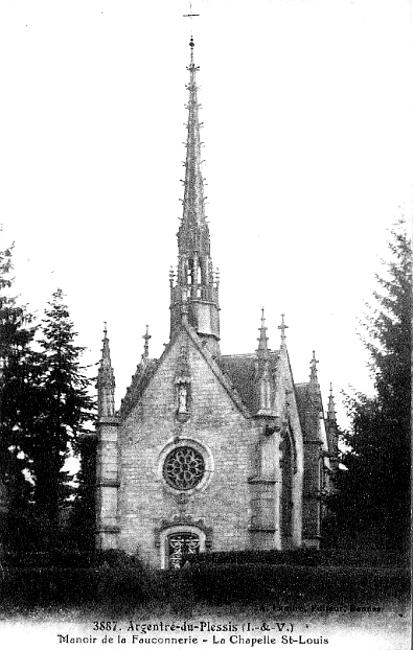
[95,38,339,569]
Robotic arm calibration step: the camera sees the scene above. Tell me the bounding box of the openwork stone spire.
[97,323,116,418]
[170,37,220,352]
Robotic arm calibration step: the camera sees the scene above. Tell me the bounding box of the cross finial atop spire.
[184,2,199,65]
[278,313,288,347]
[143,325,151,359]
[183,1,200,22]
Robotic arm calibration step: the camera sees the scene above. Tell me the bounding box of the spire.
[169,37,220,352]
[278,313,288,348]
[177,35,210,258]
[97,323,116,418]
[256,308,269,358]
[327,382,337,422]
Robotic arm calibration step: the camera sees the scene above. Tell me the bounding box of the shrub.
[198,549,319,566]
[4,547,144,569]
[188,563,410,606]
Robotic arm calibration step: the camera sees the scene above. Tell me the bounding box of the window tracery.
[163,446,205,491]
[168,532,200,569]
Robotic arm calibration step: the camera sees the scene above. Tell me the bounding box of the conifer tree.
[334,220,411,553]
[66,433,97,551]
[28,288,95,530]
[0,238,36,513]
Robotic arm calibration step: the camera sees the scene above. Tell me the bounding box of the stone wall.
[117,330,257,566]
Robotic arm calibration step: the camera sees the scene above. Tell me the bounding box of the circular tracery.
[163,446,205,491]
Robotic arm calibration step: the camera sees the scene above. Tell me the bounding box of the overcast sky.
[0,0,411,427]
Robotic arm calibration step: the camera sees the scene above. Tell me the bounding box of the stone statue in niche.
[178,384,188,414]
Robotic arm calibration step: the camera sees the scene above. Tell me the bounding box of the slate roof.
[295,382,323,443]
[216,350,280,415]
[294,383,311,433]
[118,358,158,419]
[117,339,319,431]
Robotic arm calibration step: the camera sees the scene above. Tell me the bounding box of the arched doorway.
[167,531,201,569]
[155,521,210,569]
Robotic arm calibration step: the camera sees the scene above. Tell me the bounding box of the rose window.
[163,446,205,490]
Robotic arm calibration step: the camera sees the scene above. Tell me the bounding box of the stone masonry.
[94,37,339,568]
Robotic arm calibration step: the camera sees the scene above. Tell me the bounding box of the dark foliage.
[331,220,411,553]
[187,564,409,607]
[4,547,142,568]
[65,433,97,551]
[193,547,405,568]
[23,289,96,531]
[0,238,39,536]
[1,268,97,552]
[0,562,409,613]
[197,549,320,566]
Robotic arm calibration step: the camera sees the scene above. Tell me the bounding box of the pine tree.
[335,220,411,554]
[27,288,95,532]
[0,238,36,513]
[66,433,97,551]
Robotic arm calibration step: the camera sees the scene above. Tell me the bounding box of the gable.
[120,324,252,427]
[118,358,158,419]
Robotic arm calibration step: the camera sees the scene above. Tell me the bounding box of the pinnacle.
[100,322,112,368]
[142,325,151,359]
[327,382,337,421]
[257,308,269,354]
[278,313,288,347]
[98,323,116,418]
[309,350,319,383]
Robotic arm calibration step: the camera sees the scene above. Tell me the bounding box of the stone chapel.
[95,37,339,569]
